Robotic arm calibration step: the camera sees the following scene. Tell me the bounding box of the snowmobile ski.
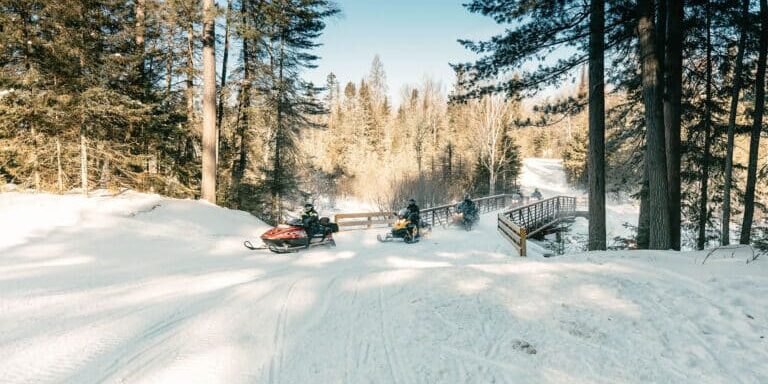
[243,240,268,250]
[377,234,418,244]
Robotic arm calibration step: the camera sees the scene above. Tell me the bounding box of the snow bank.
[1,191,766,383]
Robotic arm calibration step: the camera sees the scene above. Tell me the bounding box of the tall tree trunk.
[80,121,88,196]
[56,135,63,194]
[588,0,606,251]
[200,0,217,203]
[656,0,666,74]
[31,125,40,192]
[489,168,496,195]
[186,23,195,127]
[698,1,713,250]
[637,0,671,249]
[637,169,650,249]
[216,0,233,166]
[234,26,251,185]
[135,0,146,88]
[273,37,286,222]
[664,0,683,250]
[741,0,768,244]
[722,0,750,246]
[165,31,174,98]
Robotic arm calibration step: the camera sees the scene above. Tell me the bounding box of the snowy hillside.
[1,188,766,383]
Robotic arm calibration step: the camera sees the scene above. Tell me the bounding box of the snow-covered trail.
[1,189,766,383]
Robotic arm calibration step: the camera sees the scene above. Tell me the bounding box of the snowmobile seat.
[319,217,340,233]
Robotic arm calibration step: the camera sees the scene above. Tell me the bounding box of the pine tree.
[722,0,750,246]
[200,0,216,203]
[741,0,768,244]
[588,0,607,251]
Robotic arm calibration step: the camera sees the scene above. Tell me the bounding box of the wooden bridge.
[333,193,588,257]
[497,196,588,257]
[333,194,525,230]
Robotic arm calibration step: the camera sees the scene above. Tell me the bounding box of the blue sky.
[305,0,503,105]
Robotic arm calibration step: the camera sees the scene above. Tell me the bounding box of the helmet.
[304,203,314,212]
[463,193,471,200]
[408,198,416,205]
[397,208,409,219]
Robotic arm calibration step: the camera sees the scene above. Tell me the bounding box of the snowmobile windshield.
[286,218,304,226]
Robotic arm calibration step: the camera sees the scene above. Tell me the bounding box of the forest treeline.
[302,59,524,211]
[0,0,524,225]
[2,0,766,251]
[458,0,768,251]
[0,0,345,223]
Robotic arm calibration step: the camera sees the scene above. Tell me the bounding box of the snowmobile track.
[268,281,297,384]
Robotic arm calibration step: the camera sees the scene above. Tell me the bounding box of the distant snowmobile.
[450,211,479,231]
[451,196,479,231]
[244,217,339,253]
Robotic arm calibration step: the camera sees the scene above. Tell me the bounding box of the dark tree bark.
[201,0,217,203]
[697,1,713,250]
[273,38,286,222]
[588,0,606,251]
[185,23,195,126]
[637,172,650,249]
[234,20,252,185]
[216,0,233,157]
[741,0,768,244]
[664,0,683,250]
[637,0,671,249]
[722,0,750,246]
[135,0,146,86]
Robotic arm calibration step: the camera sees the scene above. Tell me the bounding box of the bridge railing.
[333,211,397,230]
[497,196,579,257]
[334,194,523,231]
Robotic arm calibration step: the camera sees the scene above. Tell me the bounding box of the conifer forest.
[1,0,767,251]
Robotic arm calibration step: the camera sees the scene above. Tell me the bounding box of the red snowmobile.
[244,217,339,254]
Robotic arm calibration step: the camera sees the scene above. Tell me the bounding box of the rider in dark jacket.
[406,198,421,238]
[301,203,320,241]
[456,194,478,221]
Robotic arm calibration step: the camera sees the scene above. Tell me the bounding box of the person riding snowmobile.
[301,203,320,242]
[456,194,479,223]
[531,188,543,200]
[392,208,417,243]
[406,198,421,238]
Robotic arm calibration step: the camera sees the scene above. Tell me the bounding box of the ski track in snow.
[1,160,767,383]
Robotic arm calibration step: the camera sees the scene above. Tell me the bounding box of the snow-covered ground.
[1,168,766,383]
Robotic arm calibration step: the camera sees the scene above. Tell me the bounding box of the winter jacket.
[301,209,319,227]
[406,203,420,221]
[457,200,477,215]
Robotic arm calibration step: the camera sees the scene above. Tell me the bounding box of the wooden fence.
[497,196,581,257]
[334,193,524,231]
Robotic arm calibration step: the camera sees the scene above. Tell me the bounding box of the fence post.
[520,228,527,257]
[367,215,372,229]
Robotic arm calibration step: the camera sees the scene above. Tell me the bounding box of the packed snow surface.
[1,175,766,383]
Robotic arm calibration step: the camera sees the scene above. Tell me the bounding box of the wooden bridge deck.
[497,196,588,257]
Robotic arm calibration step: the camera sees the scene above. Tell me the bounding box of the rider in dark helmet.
[301,203,320,242]
[406,198,421,238]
